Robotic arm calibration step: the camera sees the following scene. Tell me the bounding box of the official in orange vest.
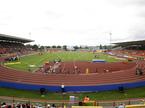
[83,96,90,103]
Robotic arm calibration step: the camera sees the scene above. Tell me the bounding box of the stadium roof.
[113,40,145,47]
[0,33,34,43]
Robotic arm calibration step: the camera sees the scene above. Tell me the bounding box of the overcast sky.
[0,0,145,46]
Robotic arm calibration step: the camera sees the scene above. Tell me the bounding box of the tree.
[57,45,61,48]
[99,44,103,49]
[40,46,44,49]
[52,45,56,48]
[63,45,67,51]
[46,46,51,48]
[103,45,107,49]
[32,44,39,50]
[85,46,89,49]
[73,46,79,50]
[39,46,45,51]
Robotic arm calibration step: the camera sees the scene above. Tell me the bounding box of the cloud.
[137,9,145,18]
[131,29,145,40]
[129,0,145,6]
[109,0,145,7]
[45,11,64,19]
[0,0,145,46]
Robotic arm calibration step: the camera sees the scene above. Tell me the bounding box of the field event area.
[5,51,121,72]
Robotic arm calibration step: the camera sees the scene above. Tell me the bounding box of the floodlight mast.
[101,31,112,50]
[109,32,112,49]
[29,32,31,39]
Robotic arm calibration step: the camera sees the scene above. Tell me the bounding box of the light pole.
[109,32,112,49]
[29,32,31,39]
[102,31,112,50]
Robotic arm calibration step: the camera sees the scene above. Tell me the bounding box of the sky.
[0,0,145,46]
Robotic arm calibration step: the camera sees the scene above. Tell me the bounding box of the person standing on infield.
[61,84,65,93]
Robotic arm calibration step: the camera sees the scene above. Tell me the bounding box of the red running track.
[0,61,145,86]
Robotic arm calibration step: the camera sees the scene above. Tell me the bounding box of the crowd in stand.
[1,102,57,108]
[0,42,34,56]
[0,42,25,54]
[107,50,145,60]
[0,42,35,62]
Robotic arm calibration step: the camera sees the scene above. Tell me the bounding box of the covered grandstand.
[113,40,145,50]
[0,33,34,61]
[0,33,34,43]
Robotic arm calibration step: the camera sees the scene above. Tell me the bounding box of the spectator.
[47,104,50,108]
[83,96,90,103]
[1,102,6,108]
[50,104,56,108]
[118,103,125,108]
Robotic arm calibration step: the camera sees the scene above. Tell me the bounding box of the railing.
[0,96,145,108]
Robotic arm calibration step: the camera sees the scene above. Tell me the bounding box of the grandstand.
[0,33,34,62]
[0,33,33,43]
[113,40,145,50]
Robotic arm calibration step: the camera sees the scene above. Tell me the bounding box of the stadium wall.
[0,81,145,92]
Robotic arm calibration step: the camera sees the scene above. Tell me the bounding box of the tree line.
[25,44,113,51]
